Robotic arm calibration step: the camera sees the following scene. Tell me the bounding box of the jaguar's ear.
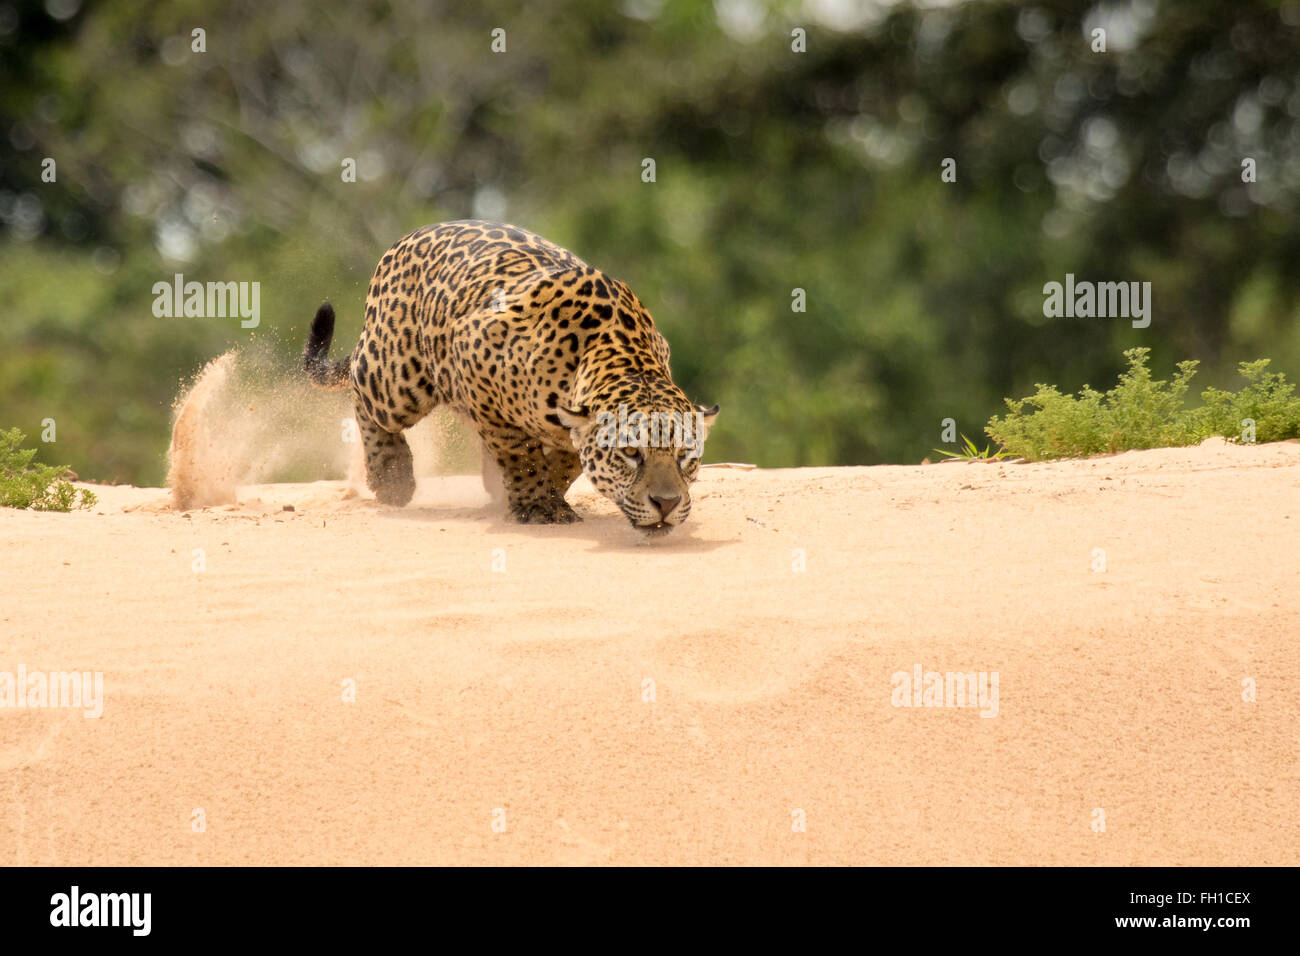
[556,405,592,429]
[694,403,719,441]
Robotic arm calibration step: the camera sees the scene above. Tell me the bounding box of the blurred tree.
[1,0,1297,483]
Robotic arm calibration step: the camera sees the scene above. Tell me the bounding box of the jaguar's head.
[557,394,718,533]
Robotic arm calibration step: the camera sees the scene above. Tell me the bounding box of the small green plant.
[933,434,1015,461]
[985,349,1300,461]
[0,427,98,511]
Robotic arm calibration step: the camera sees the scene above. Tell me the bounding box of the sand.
[1,438,1297,865]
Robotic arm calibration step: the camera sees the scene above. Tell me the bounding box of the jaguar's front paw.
[508,497,582,524]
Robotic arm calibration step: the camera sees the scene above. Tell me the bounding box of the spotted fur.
[303,220,718,530]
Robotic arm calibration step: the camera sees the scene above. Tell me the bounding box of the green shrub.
[0,428,98,511]
[1193,359,1300,444]
[985,349,1300,461]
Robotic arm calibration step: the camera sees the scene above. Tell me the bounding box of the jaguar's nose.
[650,494,681,519]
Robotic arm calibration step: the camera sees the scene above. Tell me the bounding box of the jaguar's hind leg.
[356,399,416,507]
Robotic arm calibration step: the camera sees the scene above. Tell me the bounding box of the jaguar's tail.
[302,302,351,390]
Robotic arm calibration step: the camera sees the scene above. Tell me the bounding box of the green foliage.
[933,434,1014,461]
[985,350,1300,461]
[0,428,98,511]
[1194,360,1300,444]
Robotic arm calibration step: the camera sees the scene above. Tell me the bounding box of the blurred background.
[2,0,1298,485]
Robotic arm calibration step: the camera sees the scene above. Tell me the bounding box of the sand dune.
[2,439,1297,865]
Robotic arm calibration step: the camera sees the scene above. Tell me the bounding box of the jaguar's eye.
[622,446,642,461]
